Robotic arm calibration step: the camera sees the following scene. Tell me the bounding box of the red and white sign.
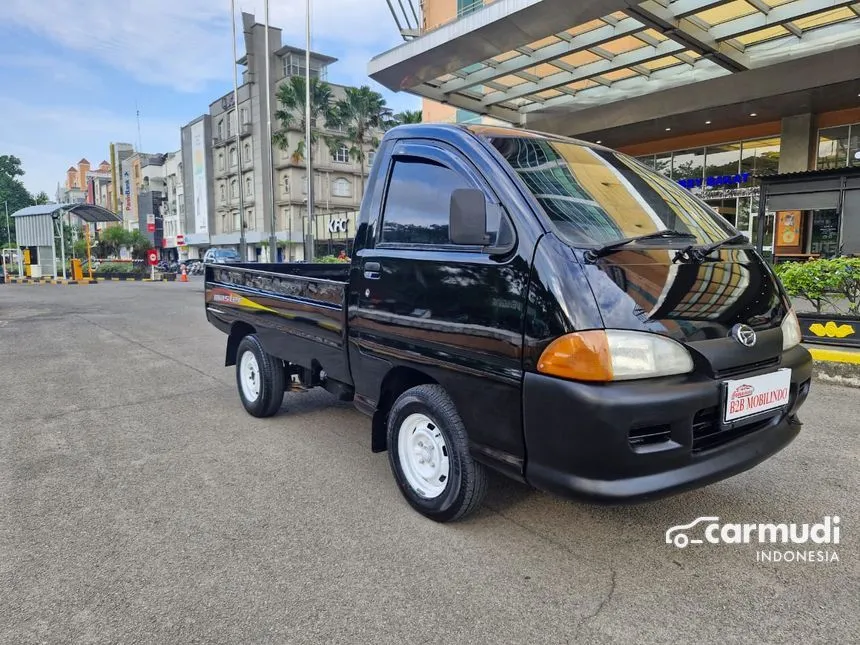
[176,234,185,245]
[147,223,156,232]
[146,249,158,266]
[724,369,791,422]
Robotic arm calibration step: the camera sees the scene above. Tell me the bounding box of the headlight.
[537,330,694,382]
[781,308,802,351]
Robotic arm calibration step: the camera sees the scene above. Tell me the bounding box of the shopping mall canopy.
[371,0,860,140]
[12,203,121,223]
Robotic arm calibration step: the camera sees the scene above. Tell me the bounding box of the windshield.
[485,135,737,246]
[215,250,240,258]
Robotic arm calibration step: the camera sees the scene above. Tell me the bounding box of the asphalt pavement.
[1,280,858,644]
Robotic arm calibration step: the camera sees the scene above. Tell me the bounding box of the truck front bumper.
[523,346,812,502]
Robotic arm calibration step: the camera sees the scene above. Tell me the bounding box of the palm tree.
[394,110,422,124]
[273,75,341,164]
[335,86,393,199]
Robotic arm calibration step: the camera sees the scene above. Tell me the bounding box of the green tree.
[33,191,50,205]
[273,75,341,164]
[394,109,422,124]
[0,155,35,247]
[99,226,130,257]
[0,155,24,178]
[73,238,91,259]
[335,86,392,199]
[127,230,152,259]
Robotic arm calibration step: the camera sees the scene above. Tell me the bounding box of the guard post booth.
[11,203,121,279]
[755,167,860,263]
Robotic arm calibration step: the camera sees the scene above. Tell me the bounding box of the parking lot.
[1,281,858,643]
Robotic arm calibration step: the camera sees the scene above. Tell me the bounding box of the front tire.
[235,334,285,418]
[387,385,487,522]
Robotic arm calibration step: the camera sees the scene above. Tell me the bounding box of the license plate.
[724,369,791,422]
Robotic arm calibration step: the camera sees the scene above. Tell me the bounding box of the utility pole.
[304,0,315,262]
[135,102,143,151]
[2,200,7,279]
[231,0,247,261]
[3,200,14,276]
[110,143,119,214]
[264,0,278,261]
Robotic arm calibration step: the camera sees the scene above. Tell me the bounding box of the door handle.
[364,261,381,280]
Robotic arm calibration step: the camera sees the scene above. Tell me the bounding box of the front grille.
[629,424,672,448]
[714,357,780,379]
[691,407,775,453]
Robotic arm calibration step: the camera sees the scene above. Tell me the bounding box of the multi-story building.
[161,151,185,261]
[119,152,166,233]
[374,0,860,259]
[137,155,166,250]
[87,161,113,210]
[110,143,135,214]
[180,115,215,260]
[204,12,378,261]
[58,158,93,204]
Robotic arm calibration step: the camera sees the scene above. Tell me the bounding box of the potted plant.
[775,257,860,347]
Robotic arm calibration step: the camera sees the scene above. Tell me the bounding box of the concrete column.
[778,114,816,174]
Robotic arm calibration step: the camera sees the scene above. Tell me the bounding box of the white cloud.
[0,98,181,195]
[0,0,421,194]
[0,54,103,90]
[4,0,231,92]
[3,0,407,93]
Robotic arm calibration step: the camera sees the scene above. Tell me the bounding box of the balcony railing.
[457,0,484,18]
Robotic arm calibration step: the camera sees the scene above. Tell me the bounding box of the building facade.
[119,152,166,233]
[374,0,860,259]
[161,151,185,261]
[180,114,215,259]
[621,109,860,260]
[203,13,378,262]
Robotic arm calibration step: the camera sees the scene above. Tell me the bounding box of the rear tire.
[235,334,285,418]
[387,384,487,522]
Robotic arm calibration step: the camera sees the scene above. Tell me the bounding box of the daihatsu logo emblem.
[732,323,757,347]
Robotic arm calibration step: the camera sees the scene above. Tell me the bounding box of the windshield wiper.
[673,233,748,264]
[584,230,697,263]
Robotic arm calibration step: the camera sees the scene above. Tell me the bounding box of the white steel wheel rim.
[239,350,261,402]
[397,413,450,499]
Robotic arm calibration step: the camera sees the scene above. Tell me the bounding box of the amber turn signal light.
[537,330,613,382]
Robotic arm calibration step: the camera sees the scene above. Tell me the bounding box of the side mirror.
[449,188,490,245]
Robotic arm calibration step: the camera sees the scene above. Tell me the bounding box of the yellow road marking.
[809,348,860,365]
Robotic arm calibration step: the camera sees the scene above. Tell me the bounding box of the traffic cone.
[180,264,189,282]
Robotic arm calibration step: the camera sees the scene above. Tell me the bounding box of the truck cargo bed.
[204,262,351,384]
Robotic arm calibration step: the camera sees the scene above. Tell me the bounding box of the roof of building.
[11,203,121,223]
[67,166,77,172]
[370,0,860,133]
[78,158,90,164]
[758,165,860,183]
[273,44,337,65]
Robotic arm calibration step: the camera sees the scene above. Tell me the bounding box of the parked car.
[204,123,812,522]
[203,248,242,264]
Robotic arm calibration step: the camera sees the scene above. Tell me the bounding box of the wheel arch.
[371,366,438,453]
[226,321,256,367]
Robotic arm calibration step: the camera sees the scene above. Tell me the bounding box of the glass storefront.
[636,136,780,241]
[817,123,860,169]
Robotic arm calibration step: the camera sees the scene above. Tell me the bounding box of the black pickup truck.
[205,123,812,522]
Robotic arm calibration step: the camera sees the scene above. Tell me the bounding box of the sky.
[0,0,420,197]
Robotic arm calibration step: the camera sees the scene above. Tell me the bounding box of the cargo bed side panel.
[205,264,351,385]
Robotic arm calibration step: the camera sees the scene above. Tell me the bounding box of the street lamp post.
[264,0,278,261]
[304,0,315,262]
[3,200,9,277]
[231,0,247,261]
